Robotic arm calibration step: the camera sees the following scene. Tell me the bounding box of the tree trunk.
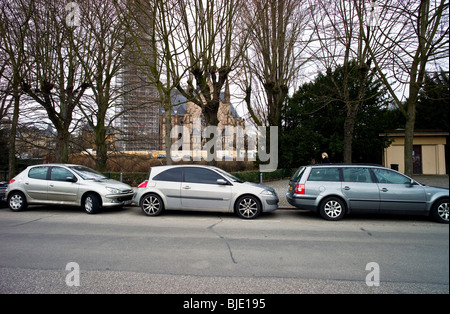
[8,87,20,178]
[164,109,173,165]
[204,101,219,127]
[265,83,288,127]
[95,125,108,172]
[404,105,416,177]
[343,103,358,163]
[55,129,70,163]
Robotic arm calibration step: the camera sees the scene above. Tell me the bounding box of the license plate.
[289,186,293,191]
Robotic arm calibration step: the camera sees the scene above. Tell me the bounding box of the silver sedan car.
[133,165,279,219]
[287,164,449,223]
[5,164,134,214]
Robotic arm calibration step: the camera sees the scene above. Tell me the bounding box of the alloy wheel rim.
[324,201,342,218]
[143,196,160,215]
[85,197,93,212]
[438,202,449,221]
[10,195,23,210]
[239,198,258,218]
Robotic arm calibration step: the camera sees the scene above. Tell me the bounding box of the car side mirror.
[66,176,77,183]
[217,179,228,185]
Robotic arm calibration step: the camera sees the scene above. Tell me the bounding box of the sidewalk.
[411,175,449,188]
[265,175,449,209]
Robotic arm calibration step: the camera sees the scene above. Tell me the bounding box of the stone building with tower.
[159,84,245,156]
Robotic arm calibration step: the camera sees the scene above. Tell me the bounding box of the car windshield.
[215,168,244,183]
[69,166,106,181]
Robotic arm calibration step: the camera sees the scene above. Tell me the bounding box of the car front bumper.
[102,193,134,207]
[262,194,279,212]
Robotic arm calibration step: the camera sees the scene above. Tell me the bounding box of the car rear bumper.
[286,192,317,211]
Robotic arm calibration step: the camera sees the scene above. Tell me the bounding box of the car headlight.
[106,187,120,194]
[260,189,274,196]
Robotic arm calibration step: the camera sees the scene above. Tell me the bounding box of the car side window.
[342,168,373,183]
[153,168,182,182]
[50,167,76,182]
[373,169,411,184]
[28,166,49,180]
[184,168,224,185]
[308,168,340,182]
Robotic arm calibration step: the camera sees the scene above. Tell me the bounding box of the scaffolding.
[115,2,161,152]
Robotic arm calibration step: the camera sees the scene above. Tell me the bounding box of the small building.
[380,130,448,175]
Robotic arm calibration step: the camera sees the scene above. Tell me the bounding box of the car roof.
[308,163,385,168]
[151,164,220,171]
[26,164,87,168]
[149,164,226,174]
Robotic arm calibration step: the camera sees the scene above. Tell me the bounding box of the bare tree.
[75,0,129,171]
[21,0,91,163]
[240,0,315,127]
[172,0,253,126]
[311,0,377,163]
[0,49,12,124]
[356,0,449,175]
[0,0,34,177]
[116,0,254,162]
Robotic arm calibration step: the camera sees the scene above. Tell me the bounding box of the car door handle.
[182,186,191,190]
[343,186,351,191]
[381,188,388,192]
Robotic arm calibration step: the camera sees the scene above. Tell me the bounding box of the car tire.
[235,195,261,219]
[431,198,449,224]
[84,193,101,215]
[8,191,28,212]
[140,194,164,216]
[320,197,346,221]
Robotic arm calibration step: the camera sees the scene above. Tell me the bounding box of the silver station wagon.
[5,164,134,214]
[134,165,279,219]
[287,164,449,223]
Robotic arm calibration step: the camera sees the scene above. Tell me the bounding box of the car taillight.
[138,181,148,188]
[295,184,305,195]
[8,179,15,184]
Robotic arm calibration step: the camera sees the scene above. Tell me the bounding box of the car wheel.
[320,197,346,221]
[140,194,164,216]
[8,192,28,212]
[84,193,101,215]
[236,195,261,219]
[431,198,449,224]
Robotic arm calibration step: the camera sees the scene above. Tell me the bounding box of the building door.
[413,145,423,174]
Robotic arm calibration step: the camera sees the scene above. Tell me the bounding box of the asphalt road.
[0,204,448,294]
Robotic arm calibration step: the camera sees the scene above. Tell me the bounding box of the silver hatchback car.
[133,165,279,219]
[5,164,134,214]
[287,164,449,223]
